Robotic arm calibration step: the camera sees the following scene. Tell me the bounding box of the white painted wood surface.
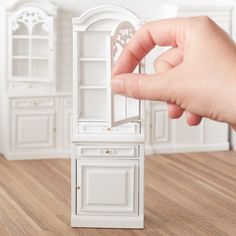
[71,5,145,228]
[0,0,235,154]
[0,0,72,160]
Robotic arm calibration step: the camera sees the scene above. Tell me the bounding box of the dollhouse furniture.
[0,0,72,160]
[0,1,231,160]
[71,5,145,228]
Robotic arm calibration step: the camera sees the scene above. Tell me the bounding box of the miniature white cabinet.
[8,6,55,91]
[0,0,73,160]
[71,6,144,228]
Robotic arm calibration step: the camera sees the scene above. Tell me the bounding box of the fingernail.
[111,78,124,94]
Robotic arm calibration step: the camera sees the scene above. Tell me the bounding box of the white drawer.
[12,98,54,108]
[78,122,141,135]
[76,145,140,158]
[9,82,51,91]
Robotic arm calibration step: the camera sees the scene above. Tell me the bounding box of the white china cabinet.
[71,5,145,228]
[9,5,55,91]
[0,0,72,160]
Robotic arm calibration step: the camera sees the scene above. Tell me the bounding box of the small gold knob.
[107,128,111,131]
[33,102,37,106]
[105,149,111,154]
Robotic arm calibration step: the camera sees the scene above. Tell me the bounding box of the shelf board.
[78,85,106,89]
[11,76,51,82]
[12,55,29,59]
[13,35,49,40]
[31,56,49,60]
[78,57,106,62]
[78,117,107,122]
[12,56,48,60]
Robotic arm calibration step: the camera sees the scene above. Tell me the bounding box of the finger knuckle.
[196,15,214,28]
[131,76,142,99]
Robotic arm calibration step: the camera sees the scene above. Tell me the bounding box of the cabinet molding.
[72,5,144,229]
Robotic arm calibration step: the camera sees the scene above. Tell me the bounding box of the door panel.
[77,159,139,216]
[11,109,55,149]
[107,21,141,128]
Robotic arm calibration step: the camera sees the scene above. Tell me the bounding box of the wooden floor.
[0,152,236,236]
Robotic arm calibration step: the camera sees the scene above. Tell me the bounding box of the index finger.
[112,17,187,76]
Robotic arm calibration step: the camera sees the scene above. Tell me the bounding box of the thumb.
[111,71,177,101]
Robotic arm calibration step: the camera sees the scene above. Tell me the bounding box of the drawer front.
[9,82,51,91]
[78,122,141,135]
[11,98,54,108]
[76,145,140,158]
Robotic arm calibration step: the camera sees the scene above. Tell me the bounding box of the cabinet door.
[11,109,55,150]
[107,21,141,128]
[77,159,139,216]
[9,7,54,85]
[62,97,73,148]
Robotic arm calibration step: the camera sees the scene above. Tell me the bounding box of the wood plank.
[0,152,235,235]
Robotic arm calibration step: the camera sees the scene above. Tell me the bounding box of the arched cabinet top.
[11,7,53,33]
[72,5,144,31]
[6,0,58,16]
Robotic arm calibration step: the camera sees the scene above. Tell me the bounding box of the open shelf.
[78,117,107,122]
[13,35,49,39]
[78,57,106,62]
[78,89,107,121]
[12,56,48,60]
[79,85,106,89]
[78,31,110,58]
[12,55,30,59]
[79,60,106,86]
[11,76,50,82]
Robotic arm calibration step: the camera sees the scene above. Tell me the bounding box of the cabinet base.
[71,214,144,228]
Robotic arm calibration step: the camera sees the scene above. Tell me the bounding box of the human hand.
[111,16,236,130]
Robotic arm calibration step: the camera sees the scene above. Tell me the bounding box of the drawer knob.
[105,149,112,154]
[77,186,80,190]
[33,102,37,106]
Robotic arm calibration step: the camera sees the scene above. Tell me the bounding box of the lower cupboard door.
[76,159,139,216]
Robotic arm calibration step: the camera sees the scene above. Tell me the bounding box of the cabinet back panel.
[79,89,106,120]
[79,61,106,86]
[79,31,109,58]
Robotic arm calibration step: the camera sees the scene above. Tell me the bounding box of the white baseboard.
[145,142,229,154]
[71,214,144,228]
[2,150,71,160]
[230,128,236,150]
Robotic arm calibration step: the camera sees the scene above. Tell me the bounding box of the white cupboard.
[0,0,72,160]
[71,5,145,228]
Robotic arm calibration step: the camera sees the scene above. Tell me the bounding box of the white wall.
[0,5,7,154]
[2,0,236,152]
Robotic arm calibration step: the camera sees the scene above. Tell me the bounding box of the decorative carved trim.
[12,7,51,34]
[72,5,143,31]
[6,0,58,16]
[112,21,135,61]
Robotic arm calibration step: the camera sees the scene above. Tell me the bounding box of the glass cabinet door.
[107,21,141,128]
[10,7,53,82]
